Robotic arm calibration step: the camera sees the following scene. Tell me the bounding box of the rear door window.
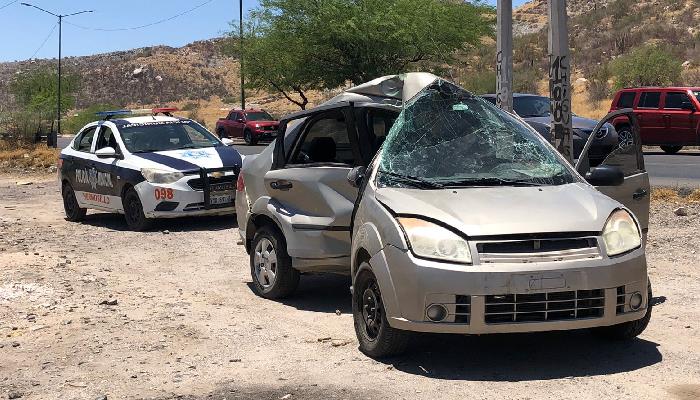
[638,92,661,108]
[617,92,637,108]
[664,92,692,109]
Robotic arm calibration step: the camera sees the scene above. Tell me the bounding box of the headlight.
[397,217,472,264]
[141,168,184,184]
[602,209,641,256]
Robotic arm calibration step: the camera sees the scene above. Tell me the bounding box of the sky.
[0,0,529,62]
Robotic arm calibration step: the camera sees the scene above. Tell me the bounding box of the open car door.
[577,110,650,236]
[263,103,363,269]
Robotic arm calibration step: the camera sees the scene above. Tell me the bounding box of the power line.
[0,0,19,11]
[28,22,57,59]
[65,0,216,32]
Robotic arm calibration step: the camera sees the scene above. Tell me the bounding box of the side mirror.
[236,118,245,123]
[95,147,117,159]
[585,165,624,186]
[347,166,367,188]
[221,137,235,146]
[681,102,696,111]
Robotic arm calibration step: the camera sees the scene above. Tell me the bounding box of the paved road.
[56,136,700,187]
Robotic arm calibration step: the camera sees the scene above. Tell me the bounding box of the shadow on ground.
[247,273,352,315]
[644,150,700,156]
[152,383,374,400]
[78,212,237,232]
[383,330,661,381]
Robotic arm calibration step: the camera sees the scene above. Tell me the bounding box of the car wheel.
[62,183,86,222]
[217,128,227,139]
[244,129,258,146]
[592,284,653,340]
[660,145,683,154]
[617,126,634,150]
[250,226,299,299]
[353,267,412,358]
[123,187,152,231]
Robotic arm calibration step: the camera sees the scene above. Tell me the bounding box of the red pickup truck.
[610,87,700,154]
[216,109,279,145]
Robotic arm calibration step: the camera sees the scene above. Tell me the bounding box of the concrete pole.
[548,0,574,163]
[56,15,62,147]
[496,0,513,113]
[239,0,246,110]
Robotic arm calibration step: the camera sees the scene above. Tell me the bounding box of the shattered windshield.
[378,80,576,188]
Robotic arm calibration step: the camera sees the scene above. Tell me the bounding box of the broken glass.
[377,79,576,188]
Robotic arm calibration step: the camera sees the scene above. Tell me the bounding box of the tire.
[353,267,412,358]
[593,284,653,340]
[250,226,299,299]
[660,145,683,154]
[62,183,86,222]
[244,129,258,146]
[123,187,152,231]
[216,128,227,139]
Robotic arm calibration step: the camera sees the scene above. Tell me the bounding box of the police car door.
[264,104,361,264]
[69,125,104,208]
[89,124,124,210]
[578,111,650,236]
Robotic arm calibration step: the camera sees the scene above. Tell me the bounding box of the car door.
[91,124,124,210]
[635,91,665,144]
[662,91,698,145]
[232,112,246,138]
[68,126,100,208]
[578,111,650,235]
[264,104,362,260]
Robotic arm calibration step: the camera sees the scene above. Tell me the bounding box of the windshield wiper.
[379,171,444,189]
[436,177,544,187]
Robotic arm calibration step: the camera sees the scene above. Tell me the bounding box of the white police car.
[58,108,243,230]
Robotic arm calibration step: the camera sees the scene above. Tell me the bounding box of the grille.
[261,125,277,131]
[454,295,471,324]
[485,289,605,324]
[477,237,600,264]
[616,286,626,314]
[187,175,237,191]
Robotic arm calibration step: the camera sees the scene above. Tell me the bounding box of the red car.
[610,87,700,154]
[216,109,279,145]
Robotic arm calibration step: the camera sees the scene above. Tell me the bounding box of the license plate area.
[197,167,239,210]
[210,192,234,205]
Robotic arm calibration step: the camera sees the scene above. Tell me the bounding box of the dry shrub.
[651,188,680,202]
[0,141,60,171]
[685,190,700,203]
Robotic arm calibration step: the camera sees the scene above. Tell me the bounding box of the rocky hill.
[0,39,241,110]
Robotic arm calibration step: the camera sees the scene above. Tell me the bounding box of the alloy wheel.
[254,238,278,290]
[361,281,383,340]
[618,129,634,150]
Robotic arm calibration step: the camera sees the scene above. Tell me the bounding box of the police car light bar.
[152,107,179,117]
[96,110,133,120]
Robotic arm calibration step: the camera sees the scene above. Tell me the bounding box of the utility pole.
[547,0,574,162]
[239,0,246,110]
[21,3,92,147]
[496,0,513,113]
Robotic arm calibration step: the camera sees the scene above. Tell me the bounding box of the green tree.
[611,45,682,89]
[63,104,122,136]
[10,66,79,115]
[227,0,494,109]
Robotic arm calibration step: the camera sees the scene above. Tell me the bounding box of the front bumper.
[371,245,649,334]
[135,167,237,219]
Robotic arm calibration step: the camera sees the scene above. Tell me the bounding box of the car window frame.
[637,91,661,109]
[617,91,637,109]
[94,124,123,155]
[73,125,98,153]
[663,91,693,110]
[284,107,361,169]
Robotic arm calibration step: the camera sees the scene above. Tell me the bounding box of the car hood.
[375,183,620,237]
[131,146,242,172]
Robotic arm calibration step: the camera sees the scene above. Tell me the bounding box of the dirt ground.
[1,174,699,400]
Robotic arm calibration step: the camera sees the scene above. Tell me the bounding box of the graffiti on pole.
[549,54,573,161]
[496,50,504,108]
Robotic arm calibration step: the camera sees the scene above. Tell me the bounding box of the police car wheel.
[62,183,86,222]
[123,188,152,231]
[250,226,299,299]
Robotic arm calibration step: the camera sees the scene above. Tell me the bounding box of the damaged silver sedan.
[236,73,652,357]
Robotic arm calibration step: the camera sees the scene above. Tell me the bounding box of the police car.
[58,108,243,231]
